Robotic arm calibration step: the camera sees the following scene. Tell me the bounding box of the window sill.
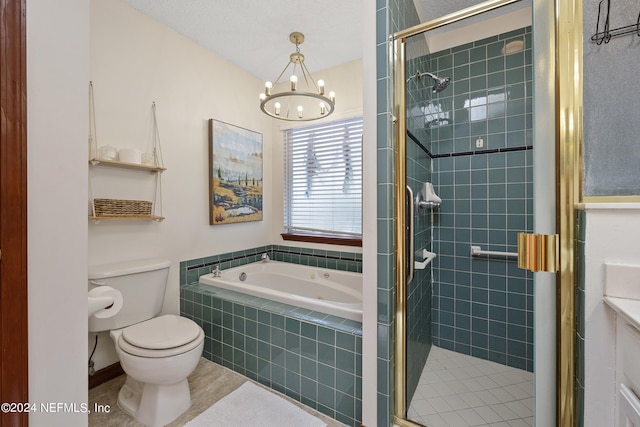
[281,233,362,247]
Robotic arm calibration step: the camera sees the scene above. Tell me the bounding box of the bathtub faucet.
[212,266,222,277]
[261,253,270,263]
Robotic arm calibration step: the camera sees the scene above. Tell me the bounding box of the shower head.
[406,71,451,94]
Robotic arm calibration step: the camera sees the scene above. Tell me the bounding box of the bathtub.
[198,260,363,322]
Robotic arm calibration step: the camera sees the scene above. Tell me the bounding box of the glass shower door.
[393,1,558,426]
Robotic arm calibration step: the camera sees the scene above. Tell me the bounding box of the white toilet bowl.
[110,314,204,427]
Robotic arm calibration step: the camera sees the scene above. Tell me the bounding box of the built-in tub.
[198,260,362,322]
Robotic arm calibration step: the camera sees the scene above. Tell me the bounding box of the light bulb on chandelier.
[259,32,336,121]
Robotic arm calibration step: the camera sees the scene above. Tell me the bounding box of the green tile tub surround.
[181,283,363,427]
[180,245,362,286]
[408,26,535,372]
[179,244,363,426]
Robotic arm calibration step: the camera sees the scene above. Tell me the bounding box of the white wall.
[361,0,378,424]
[88,0,274,369]
[89,0,274,290]
[27,0,89,426]
[582,205,640,427]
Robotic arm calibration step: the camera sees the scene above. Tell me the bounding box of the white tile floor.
[407,346,534,427]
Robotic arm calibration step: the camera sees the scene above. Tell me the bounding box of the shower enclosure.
[391,1,561,426]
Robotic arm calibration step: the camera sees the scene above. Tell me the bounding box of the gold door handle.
[517,233,559,272]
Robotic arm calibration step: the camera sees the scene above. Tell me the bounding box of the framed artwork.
[208,119,263,225]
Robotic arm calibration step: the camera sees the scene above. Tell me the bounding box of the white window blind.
[284,117,363,238]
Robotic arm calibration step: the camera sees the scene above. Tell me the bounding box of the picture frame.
[208,119,263,225]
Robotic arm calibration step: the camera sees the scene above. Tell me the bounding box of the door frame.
[0,0,29,426]
[391,0,582,425]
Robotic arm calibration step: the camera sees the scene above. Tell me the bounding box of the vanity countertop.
[604,296,640,332]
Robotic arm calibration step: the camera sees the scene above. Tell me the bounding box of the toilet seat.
[118,315,204,358]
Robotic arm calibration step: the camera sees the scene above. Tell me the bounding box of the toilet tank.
[88,258,171,332]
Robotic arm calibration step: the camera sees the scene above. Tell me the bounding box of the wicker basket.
[93,198,152,217]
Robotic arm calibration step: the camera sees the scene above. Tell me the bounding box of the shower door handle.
[406,185,415,285]
[517,232,559,272]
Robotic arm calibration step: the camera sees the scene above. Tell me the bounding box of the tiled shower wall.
[377,0,424,425]
[403,21,435,407]
[410,27,535,371]
[405,137,433,405]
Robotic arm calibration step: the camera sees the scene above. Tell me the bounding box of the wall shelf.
[89,158,166,173]
[88,90,165,222]
[88,159,165,221]
[89,215,165,223]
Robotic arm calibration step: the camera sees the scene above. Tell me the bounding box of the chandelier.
[259,32,335,122]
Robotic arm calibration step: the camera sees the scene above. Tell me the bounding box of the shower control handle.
[406,185,415,285]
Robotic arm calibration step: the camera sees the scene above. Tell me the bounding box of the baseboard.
[88,362,124,389]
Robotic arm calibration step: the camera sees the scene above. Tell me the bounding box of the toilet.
[88,258,204,427]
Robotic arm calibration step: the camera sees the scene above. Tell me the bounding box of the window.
[283,117,363,246]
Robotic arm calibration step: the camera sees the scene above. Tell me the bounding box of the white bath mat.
[184,381,327,427]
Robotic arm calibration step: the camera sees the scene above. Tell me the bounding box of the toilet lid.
[118,328,203,358]
[122,314,201,350]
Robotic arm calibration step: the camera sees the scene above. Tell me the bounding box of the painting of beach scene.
[209,119,263,225]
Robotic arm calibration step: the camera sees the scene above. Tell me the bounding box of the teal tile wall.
[574,209,586,427]
[379,0,423,425]
[406,136,433,404]
[416,28,533,157]
[181,284,362,426]
[406,37,439,147]
[180,246,363,427]
[403,15,437,407]
[420,27,535,371]
[377,2,393,427]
